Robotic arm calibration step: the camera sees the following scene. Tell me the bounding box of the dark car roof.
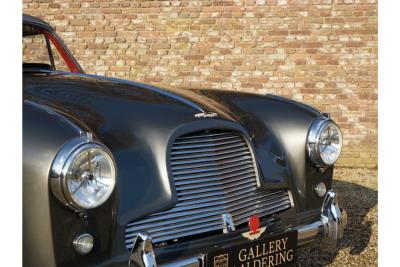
[23,14,53,31]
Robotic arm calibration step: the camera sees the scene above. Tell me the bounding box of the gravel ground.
[296,168,378,267]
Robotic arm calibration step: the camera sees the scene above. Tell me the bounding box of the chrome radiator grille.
[125,130,291,248]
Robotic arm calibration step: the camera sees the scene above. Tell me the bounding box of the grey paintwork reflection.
[23,102,80,266]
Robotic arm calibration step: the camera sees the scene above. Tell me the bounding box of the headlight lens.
[64,145,116,209]
[318,123,342,165]
[307,118,342,167]
[50,135,116,210]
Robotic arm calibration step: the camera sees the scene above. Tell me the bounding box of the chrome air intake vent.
[125,130,291,248]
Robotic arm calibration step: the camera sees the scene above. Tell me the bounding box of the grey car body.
[23,14,347,267]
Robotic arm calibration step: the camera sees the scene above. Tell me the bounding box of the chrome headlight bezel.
[307,117,343,167]
[49,133,116,210]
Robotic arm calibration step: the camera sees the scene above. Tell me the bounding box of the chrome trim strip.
[171,146,249,160]
[176,132,232,140]
[171,150,253,165]
[171,155,253,171]
[194,112,218,118]
[172,137,242,150]
[173,159,253,176]
[173,134,239,145]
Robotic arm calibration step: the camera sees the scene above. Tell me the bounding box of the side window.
[23,34,51,68]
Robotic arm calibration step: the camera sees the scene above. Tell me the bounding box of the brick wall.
[23,0,378,168]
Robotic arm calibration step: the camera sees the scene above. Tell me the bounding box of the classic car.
[23,14,347,267]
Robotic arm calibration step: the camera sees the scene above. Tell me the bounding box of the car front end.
[23,14,347,267]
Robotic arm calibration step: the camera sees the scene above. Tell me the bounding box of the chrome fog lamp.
[314,182,327,198]
[307,118,342,167]
[50,133,116,210]
[73,233,94,255]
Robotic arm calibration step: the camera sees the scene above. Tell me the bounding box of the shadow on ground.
[294,179,378,267]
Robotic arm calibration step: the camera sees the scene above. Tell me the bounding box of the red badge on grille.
[241,214,266,241]
[249,215,260,234]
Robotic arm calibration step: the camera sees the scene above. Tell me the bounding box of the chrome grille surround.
[125,130,292,249]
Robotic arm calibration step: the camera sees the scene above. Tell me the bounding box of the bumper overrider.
[129,190,347,267]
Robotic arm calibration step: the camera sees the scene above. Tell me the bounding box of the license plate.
[206,230,297,267]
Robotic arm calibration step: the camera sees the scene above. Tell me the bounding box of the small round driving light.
[73,233,94,255]
[314,182,327,198]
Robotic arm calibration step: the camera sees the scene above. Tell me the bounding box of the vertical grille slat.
[125,130,291,249]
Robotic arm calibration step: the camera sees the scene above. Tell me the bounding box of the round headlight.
[50,134,116,210]
[307,118,342,167]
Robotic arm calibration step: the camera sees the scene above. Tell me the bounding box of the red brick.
[184,55,204,60]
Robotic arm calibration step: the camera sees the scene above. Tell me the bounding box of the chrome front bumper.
[297,190,347,250]
[129,190,347,267]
